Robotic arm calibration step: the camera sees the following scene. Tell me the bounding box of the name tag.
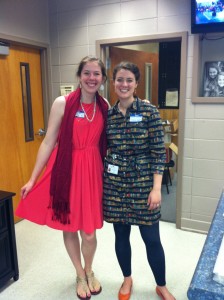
[130,113,142,122]
[75,110,85,118]
[107,164,119,175]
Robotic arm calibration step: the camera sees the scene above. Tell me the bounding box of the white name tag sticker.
[107,164,119,175]
[75,111,85,118]
[130,113,142,122]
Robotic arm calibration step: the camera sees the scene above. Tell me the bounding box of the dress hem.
[17,214,103,234]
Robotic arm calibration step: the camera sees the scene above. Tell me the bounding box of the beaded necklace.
[80,96,96,122]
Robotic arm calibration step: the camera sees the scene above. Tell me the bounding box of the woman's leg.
[80,230,97,274]
[63,231,85,277]
[139,222,166,286]
[113,224,132,294]
[139,222,175,300]
[63,231,91,298]
[80,230,101,293]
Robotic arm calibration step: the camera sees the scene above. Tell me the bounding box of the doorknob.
[35,128,46,136]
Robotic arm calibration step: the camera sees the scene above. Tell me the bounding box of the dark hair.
[208,63,219,73]
[76,55,107,80]
[113,61,140,82]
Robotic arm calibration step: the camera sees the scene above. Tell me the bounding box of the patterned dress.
[103,98,166,226]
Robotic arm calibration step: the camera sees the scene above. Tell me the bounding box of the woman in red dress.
[16,56,109,300]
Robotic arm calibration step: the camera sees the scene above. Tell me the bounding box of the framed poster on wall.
[203,61,224,98]
[191,35,224,104]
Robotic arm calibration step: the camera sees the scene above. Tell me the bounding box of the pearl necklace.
[80,96,96,122]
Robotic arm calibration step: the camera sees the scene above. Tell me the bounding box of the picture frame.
[191,35,224,104]
[203,61,224,98]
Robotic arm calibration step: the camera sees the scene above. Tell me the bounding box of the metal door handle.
[35,128,46,136]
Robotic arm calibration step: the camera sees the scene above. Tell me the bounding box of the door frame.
[0,32,52,127]
[96,31,188,229]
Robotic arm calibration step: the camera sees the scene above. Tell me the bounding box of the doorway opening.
[97,32,187,228]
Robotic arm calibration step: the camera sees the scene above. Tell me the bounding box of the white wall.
[48,0,191,99]
[47,0,224,233]
[0,0,224,233]
[0,0,49,44]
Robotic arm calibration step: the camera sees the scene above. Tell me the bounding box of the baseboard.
[181,218,210,234]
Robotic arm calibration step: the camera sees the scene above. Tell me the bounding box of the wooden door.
[108,47,159,106]
[0,45,45,222]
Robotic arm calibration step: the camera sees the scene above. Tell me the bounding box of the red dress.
[16,102,104,234]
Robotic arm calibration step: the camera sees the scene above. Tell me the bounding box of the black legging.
[113,222,166,286]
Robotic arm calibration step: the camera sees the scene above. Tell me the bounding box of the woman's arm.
[147,173,163,210]
[147,105,166,210]
[21,96,66,198]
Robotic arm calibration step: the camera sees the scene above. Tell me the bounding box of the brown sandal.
[86,271,102,295]
[76,276,91,300]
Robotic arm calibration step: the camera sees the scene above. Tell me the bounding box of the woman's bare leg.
[80,231,97,272]
[80,230,101,293]
[63,231,91,298]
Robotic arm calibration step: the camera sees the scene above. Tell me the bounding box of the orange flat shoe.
[118,284,132,300]
[156,286,176,300]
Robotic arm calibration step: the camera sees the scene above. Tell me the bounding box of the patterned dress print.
[103,98,166,226]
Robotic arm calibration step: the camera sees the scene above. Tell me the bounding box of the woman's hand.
[147,188,161,210]
[21,180,35,199]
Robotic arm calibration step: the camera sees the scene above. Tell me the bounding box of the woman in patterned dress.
[16,56,109,300]
[103,61,176,300]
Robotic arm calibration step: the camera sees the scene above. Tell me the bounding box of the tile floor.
[0,220,206,300]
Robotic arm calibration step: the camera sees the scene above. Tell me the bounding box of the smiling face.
[113,68,138,102]
[218,74,224,87]
[79,61,104,95]
[209,67,218,79]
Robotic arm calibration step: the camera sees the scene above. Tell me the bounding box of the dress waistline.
[73,145,99,151]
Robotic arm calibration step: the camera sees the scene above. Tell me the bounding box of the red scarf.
[49,88,108,224]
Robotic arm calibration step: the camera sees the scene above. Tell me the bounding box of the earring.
[99,84,104,91]
[79,83,82,89]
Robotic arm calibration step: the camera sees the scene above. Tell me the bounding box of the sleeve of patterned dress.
[148,106,166,175]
